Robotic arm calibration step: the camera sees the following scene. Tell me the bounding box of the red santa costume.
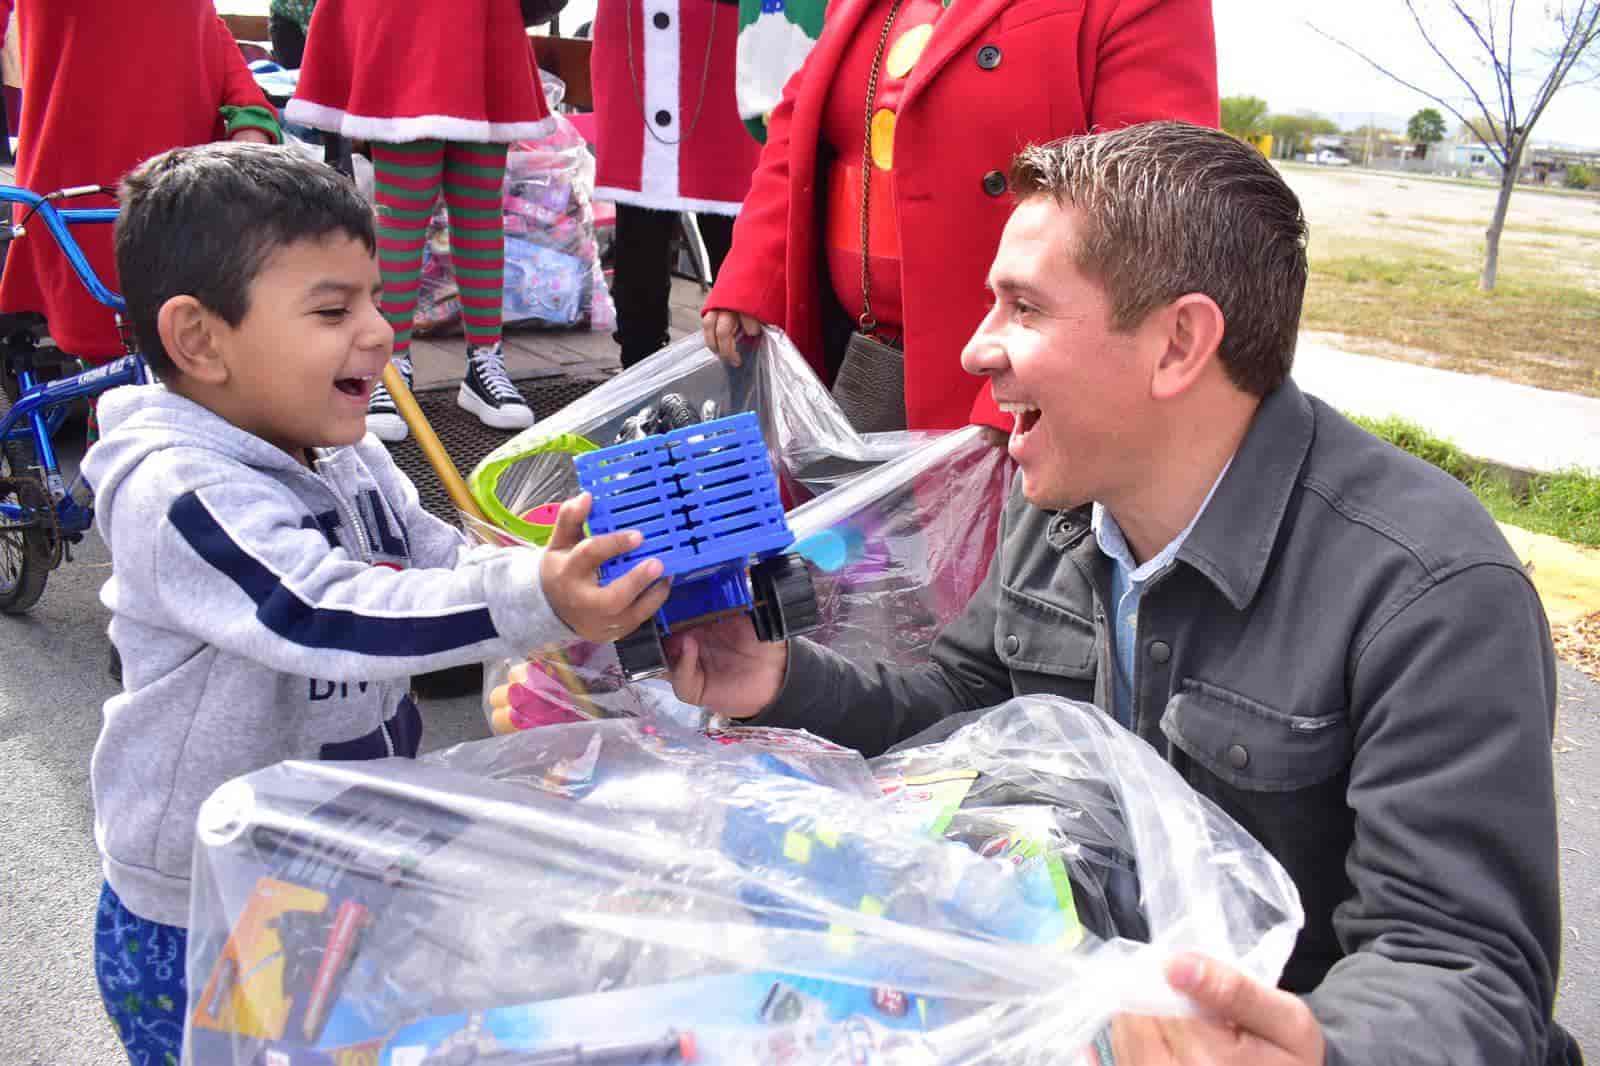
[0,0,279,362]
[285,0,553,143]
[705,0,1218,430]
[590,0,762,215]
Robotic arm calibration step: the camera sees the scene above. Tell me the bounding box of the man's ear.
[1149,292,1225,401]
[157,296,229,385]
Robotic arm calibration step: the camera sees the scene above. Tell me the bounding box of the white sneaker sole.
[457,385,534,430]
[367,411,409,442]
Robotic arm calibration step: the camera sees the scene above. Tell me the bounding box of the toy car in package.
[467,329,1013,733]
[185,696,1302,1065]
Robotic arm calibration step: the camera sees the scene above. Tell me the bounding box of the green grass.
[1352,415,1600,546]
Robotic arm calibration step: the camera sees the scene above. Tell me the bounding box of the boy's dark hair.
[115,142,377,380]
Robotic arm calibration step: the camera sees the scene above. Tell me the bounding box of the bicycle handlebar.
[0,183,126,314]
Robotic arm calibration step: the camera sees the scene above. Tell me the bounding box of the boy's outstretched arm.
[141,476,662,682]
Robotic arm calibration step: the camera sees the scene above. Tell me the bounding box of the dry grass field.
[1284,162,1600,398]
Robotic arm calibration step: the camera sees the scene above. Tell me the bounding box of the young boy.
[82,142,669,1065]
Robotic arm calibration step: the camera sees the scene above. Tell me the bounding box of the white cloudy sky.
[1213,0,1600,147]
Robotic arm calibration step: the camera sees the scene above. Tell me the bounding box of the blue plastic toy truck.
[574,409,819,680]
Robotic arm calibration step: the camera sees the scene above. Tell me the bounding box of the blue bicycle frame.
[0,183,148,538]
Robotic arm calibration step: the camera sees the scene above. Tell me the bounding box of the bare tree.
[1315,1,1600,290]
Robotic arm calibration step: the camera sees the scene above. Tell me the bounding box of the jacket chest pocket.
[1160,679,1349,792]
[995,582,1097,702]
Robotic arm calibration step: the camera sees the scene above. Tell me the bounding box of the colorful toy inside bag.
[413,71,615,335]
[468,329,1013,732]
[185,698,1302,1066]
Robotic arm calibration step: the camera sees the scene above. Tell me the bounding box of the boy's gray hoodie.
[83,384,569,927]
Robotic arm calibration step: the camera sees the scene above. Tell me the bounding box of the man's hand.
[1111,954,1325,1065]
[701,309,763,366]
[230,128,274,145]
[664,614,787,716]
[539,494,671,643]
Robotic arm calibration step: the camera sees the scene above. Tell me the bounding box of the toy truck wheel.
[656,392,699,431]
[749,554,820,643]
[614,621,668,681]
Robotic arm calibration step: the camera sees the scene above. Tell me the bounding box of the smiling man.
[666,122,1577,1065]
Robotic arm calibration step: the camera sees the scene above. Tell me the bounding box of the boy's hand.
[540,494,671,643]
[665,614,787,716]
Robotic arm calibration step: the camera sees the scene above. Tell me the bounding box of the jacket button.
[982,170,1007,196]
[653,10,670,27]
[1148,640,1171,663]
[976,44,1002,69]
[1227,744,1250,769]
[654,109,673,127]
[1004,634,1020,655]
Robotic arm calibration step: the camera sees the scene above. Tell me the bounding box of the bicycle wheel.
[0,388,49,613]
[0,472,50,614]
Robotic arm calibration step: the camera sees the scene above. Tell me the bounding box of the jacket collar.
[1176,378,1315,611]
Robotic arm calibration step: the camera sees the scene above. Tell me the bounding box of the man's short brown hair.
[1010,121,1308,396]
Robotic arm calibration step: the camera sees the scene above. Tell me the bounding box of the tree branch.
[1309,20,1509,166]
[1400,0,1512,152]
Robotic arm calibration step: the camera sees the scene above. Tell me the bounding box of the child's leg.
[94,881,188,1066]
[440,141,510,351]
[443,142,532,429]
[370,139,447,364]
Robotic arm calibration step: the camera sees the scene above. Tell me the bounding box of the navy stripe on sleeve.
[170,491,498,656]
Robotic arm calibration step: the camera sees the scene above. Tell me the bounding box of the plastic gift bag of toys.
[464,329,1012,733]
[185,696,1302,1066]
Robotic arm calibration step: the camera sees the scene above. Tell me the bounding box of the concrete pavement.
[1293,332,1600,476]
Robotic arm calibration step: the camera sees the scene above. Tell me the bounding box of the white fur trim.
[594,186,744,216]
[284,100,556,144]
[640,0,681,202]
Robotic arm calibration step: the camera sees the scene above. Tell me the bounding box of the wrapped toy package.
[465,330,1012,732]
[185,697,1302,1065]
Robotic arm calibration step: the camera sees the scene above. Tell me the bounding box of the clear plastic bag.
[414,72,615,335]
[467,329,1011,732]
[185,697,1302,1065]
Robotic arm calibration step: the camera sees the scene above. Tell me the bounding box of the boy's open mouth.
[335,376,371,398]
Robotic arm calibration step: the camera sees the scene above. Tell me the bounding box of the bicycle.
[0,181,149,613]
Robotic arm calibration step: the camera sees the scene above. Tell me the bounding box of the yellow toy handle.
[384,363,486,524]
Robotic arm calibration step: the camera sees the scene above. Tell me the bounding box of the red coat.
[0,0,274,362]
[706,0,1218,429]
[288,0,552,143]
[590,0,762,215]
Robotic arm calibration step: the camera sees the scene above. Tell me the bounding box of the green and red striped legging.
[369,140,509,358]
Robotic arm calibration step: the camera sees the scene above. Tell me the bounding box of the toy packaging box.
[185,700,1302,1065]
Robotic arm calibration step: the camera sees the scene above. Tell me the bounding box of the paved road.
[1,438,1595,1063]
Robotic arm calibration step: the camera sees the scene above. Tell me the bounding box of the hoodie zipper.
[295,462,372,562]
[294,462,393,750]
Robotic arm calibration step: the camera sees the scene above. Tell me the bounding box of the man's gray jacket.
[759,379,1572,1066]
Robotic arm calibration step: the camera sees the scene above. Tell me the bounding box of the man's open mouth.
[998,401,1042,442]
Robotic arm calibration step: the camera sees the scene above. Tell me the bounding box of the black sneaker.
[366,355,412,442]
[457,342,534,430]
